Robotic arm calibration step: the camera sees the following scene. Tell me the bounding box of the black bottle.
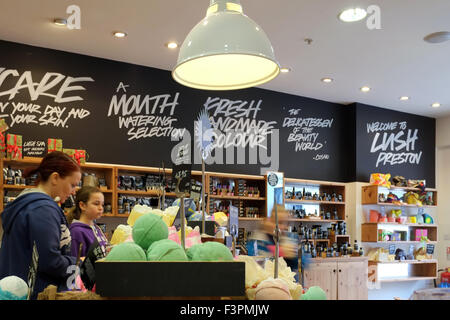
[354,240,359,252]
[6,166,14,185]
[359,247,364,256]
[311,245,317,258]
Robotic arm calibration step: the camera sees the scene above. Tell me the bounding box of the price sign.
[190,181,202,201]
[229,205,239,238]
[426,244,435,255]
[80,239,106,290]
[389,244,396,255]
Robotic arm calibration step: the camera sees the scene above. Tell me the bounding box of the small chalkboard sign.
[173,164,191,196]
[23,140,46,158]
[190,180,202,201]
[229,205,239,238]
[80,239,106,290]
[389,244,396,255]
[426,244,435,255]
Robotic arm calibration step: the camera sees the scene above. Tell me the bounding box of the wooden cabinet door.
[303,262,337,300]
[337,261,368,300]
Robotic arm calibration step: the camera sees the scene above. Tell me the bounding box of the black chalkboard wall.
[354,103,435,187]
[0,40,435,185]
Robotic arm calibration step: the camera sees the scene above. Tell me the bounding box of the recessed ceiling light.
[431,102,441,108]
[360,86,371,92]
[166,42,178,49]
[113,31,127,38]
[400,96,409,101]
[424,31,450,44]
[339,8,367,22]
[321,78,333,83]
[280,68,291,73]
[53,18,67,26]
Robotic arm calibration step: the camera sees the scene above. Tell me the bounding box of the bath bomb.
[146,239,188,261]
[186,241,234,262]
[255,278,292,300]
[300,286,327,300]
[132,213,169,250]
[0,276,28,300]
[105,242,147,261]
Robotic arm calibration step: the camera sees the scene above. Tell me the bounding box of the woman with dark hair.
[0,151,81,299]
[67,186,109,258]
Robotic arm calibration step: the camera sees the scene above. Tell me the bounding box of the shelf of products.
[362,223,438,243]
[362,185,437,207]
[207,173,267,218]
[282,178,351,260]
[361,185,439,283]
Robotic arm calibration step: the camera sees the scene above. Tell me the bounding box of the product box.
[95,261,245,298]
[415,229,428,241]
[6,133,22,160]
[63,148,86,164]
[0,132,6,158]
[48,138,63,153]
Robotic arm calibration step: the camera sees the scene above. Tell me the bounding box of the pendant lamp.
[172,0,280,90]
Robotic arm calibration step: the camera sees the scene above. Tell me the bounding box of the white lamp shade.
[172,3,280,90]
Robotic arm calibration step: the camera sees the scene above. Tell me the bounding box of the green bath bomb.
[105,242,147,261]
[301,286,327,300]
[146,239,188,261]
[186,241,234,262]
[132,213,169,250]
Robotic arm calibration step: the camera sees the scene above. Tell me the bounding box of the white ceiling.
[0,0,449,118]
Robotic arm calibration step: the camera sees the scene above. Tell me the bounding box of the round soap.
[105,242,147,261]
[132,213,169,250]
[0,276,28,300]
[146,239,188,261]
[186,241,234,262]
[300,286,327,300]
[255,278,292,300]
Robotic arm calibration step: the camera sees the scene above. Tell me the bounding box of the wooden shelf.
[286,218,344,223]
[238,217,264,221]
[362,184,437,207]
[209,194,266,201]
[284,178,346,187]
[368,259,438,283]
[379,185,437,193]
[3,185,35,189]
[378,276,437,283]
[364,202,437,208]
[363,240,437,244]
[370,259,438,264]
[285,199,345,205]
[117,190,177,197]
[362,222,437,227]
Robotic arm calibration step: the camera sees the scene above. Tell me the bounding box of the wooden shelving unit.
[206,171,267,219]
[282,178,350,247]
[361,185,439,283]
